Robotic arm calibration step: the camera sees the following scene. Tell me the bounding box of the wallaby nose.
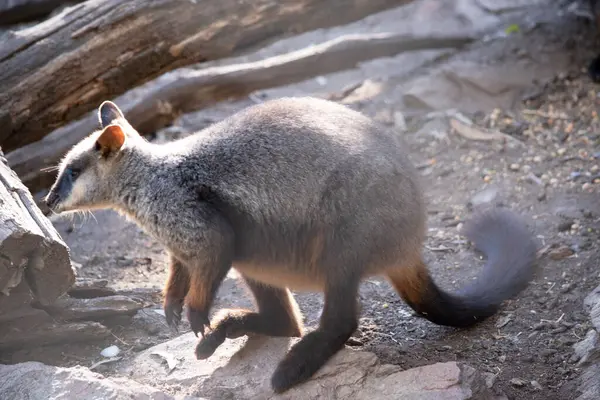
[45,192,59,209]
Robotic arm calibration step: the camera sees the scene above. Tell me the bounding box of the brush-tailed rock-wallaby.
[45,97,537,393]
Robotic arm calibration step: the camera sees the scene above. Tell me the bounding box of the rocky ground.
[1,1,600,399]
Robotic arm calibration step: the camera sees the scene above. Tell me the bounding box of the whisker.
[74,211,86,228]
[88,210,98,224]
[40,165,60,173]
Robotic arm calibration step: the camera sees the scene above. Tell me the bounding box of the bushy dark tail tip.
[395,208,538,328]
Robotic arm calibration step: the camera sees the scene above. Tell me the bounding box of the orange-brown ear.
[96,124,125,157]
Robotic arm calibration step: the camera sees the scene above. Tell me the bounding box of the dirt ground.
[2,2,600,400]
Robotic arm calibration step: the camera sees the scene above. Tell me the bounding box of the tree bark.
[6,31,472,192]
[0,0,409,153]
[39,294,144,321]
[0,146,74,313]
[0,321,110,351]
[0,0,86,26]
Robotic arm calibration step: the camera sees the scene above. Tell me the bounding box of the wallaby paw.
[195,329,226,360]
[271,356,311,394]
[211,309,249,339]
[187,307,210,338]
[163,296,183,331]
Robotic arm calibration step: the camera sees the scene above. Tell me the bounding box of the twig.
[521,109,570,120]
[425,245,455,252]
[109,330,129,346]
[449,118,525,147]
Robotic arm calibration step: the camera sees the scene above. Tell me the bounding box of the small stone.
[540,348,558,357]
[533,155,543,163]
[532,322,548,331]
[509,163,520,171]
[560,283,574,293]
[100,345,121,358]
[520,355,534,363]
[557,148,567,156]
[537,191,547,202]
[557,220,574,232]
[495,314,512,328]
[346,337,364,347]
[510,378,527,387]
[550,326,567,334]
[569,354,581,364]
[549,246,574,260]
[467,186,498,209]
[531,380,543,391]
[498,355,506,362]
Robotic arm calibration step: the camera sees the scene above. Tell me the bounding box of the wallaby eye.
[69,168,81,180]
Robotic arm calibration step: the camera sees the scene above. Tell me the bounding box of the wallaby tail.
[389,208,538,328]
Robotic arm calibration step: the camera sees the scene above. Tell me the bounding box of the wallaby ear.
[98,101,125,128]
[96,124,125,157]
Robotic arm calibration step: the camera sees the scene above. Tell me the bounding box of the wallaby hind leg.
[163,256,190,330]
[270,276,360,393]
[196,276,303,360]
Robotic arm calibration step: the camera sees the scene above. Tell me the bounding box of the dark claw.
[188,307,210,338]
[195,329,226,360]
[164,296,184,331]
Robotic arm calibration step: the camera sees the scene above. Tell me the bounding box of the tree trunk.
[6,31,472,192]
[0,0,409,153]
[0,146,74,314]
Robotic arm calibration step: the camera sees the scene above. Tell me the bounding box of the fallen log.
[0,0,409,153]
[0,321,110,351]
[37,295,144,321]
[6,31,473,192]
[67,278,117,299]
[0,0,85,26]
[0,146,74,312]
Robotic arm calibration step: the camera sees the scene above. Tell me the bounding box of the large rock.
[399,58,569,116]
[119,333,505,400]
[0,362,189,400]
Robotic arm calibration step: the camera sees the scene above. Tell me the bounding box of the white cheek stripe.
[61,174,90,209]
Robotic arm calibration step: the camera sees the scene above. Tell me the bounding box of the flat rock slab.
[119,333,505,400]
[399,58,570,115]
[0,361,188,400]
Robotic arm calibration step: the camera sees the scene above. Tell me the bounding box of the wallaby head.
[44,101,140,213]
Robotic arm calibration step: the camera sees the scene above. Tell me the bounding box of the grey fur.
[49,97,425,283]
[46,97,537,392]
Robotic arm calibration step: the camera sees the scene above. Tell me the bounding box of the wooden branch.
[6,31,473,192]
[37,295,143,321]
[0,0,409,153]
[0,0,86,26]
[0,321,110,351]
[68,278,117,299]
[0,147,73,310]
